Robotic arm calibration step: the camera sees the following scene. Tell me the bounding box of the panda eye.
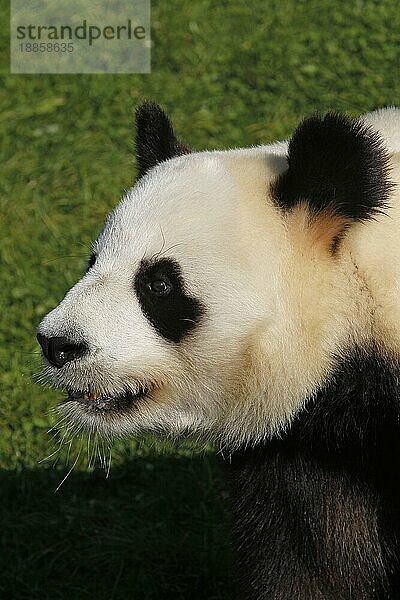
[134,258,205,343]
[148,277,172,296]
[86,252,97,273]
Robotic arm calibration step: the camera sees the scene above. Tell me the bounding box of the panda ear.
[135,101,191,179]
[273,112,393,244]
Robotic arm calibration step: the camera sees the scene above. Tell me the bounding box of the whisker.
[106,447,112,479]
[38,446,63,464]
[54,445,83,493]
[65,439,73,465]
[46,414,69,435]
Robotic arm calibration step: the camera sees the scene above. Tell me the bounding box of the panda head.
[37,102,394,447]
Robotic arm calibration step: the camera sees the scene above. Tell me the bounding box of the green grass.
[0,0,399,597]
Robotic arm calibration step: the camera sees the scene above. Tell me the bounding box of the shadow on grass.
[0,454,232,600]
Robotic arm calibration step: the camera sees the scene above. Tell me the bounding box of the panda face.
[37,103,396,447]
[37,147,294,444]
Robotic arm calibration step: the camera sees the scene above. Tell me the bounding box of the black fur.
[224,347,400,599]
[134,258,205,343]
[86,252,96,273]
[273,113,393,222]
[135,101,190,179]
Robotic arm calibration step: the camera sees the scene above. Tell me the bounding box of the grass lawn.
[0,0,399,598]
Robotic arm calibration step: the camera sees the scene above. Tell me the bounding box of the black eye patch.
[134,258,205,343]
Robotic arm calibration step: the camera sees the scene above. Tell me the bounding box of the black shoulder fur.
[224,347,400,599]
[273,113,393,222]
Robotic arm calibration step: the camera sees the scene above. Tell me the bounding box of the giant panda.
[37,102,400,599]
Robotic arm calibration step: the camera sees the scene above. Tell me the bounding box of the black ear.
[273,112,393,222]
[135,101,190,179]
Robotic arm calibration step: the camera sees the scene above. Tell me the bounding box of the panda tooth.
[86,390,101,401]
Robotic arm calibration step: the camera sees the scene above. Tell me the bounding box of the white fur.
[362,107,400,152]
[38,108,400,448]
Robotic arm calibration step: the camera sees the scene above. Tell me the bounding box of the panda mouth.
[65,387,148,412]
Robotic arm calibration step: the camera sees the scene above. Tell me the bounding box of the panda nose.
[37,333,88,368]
